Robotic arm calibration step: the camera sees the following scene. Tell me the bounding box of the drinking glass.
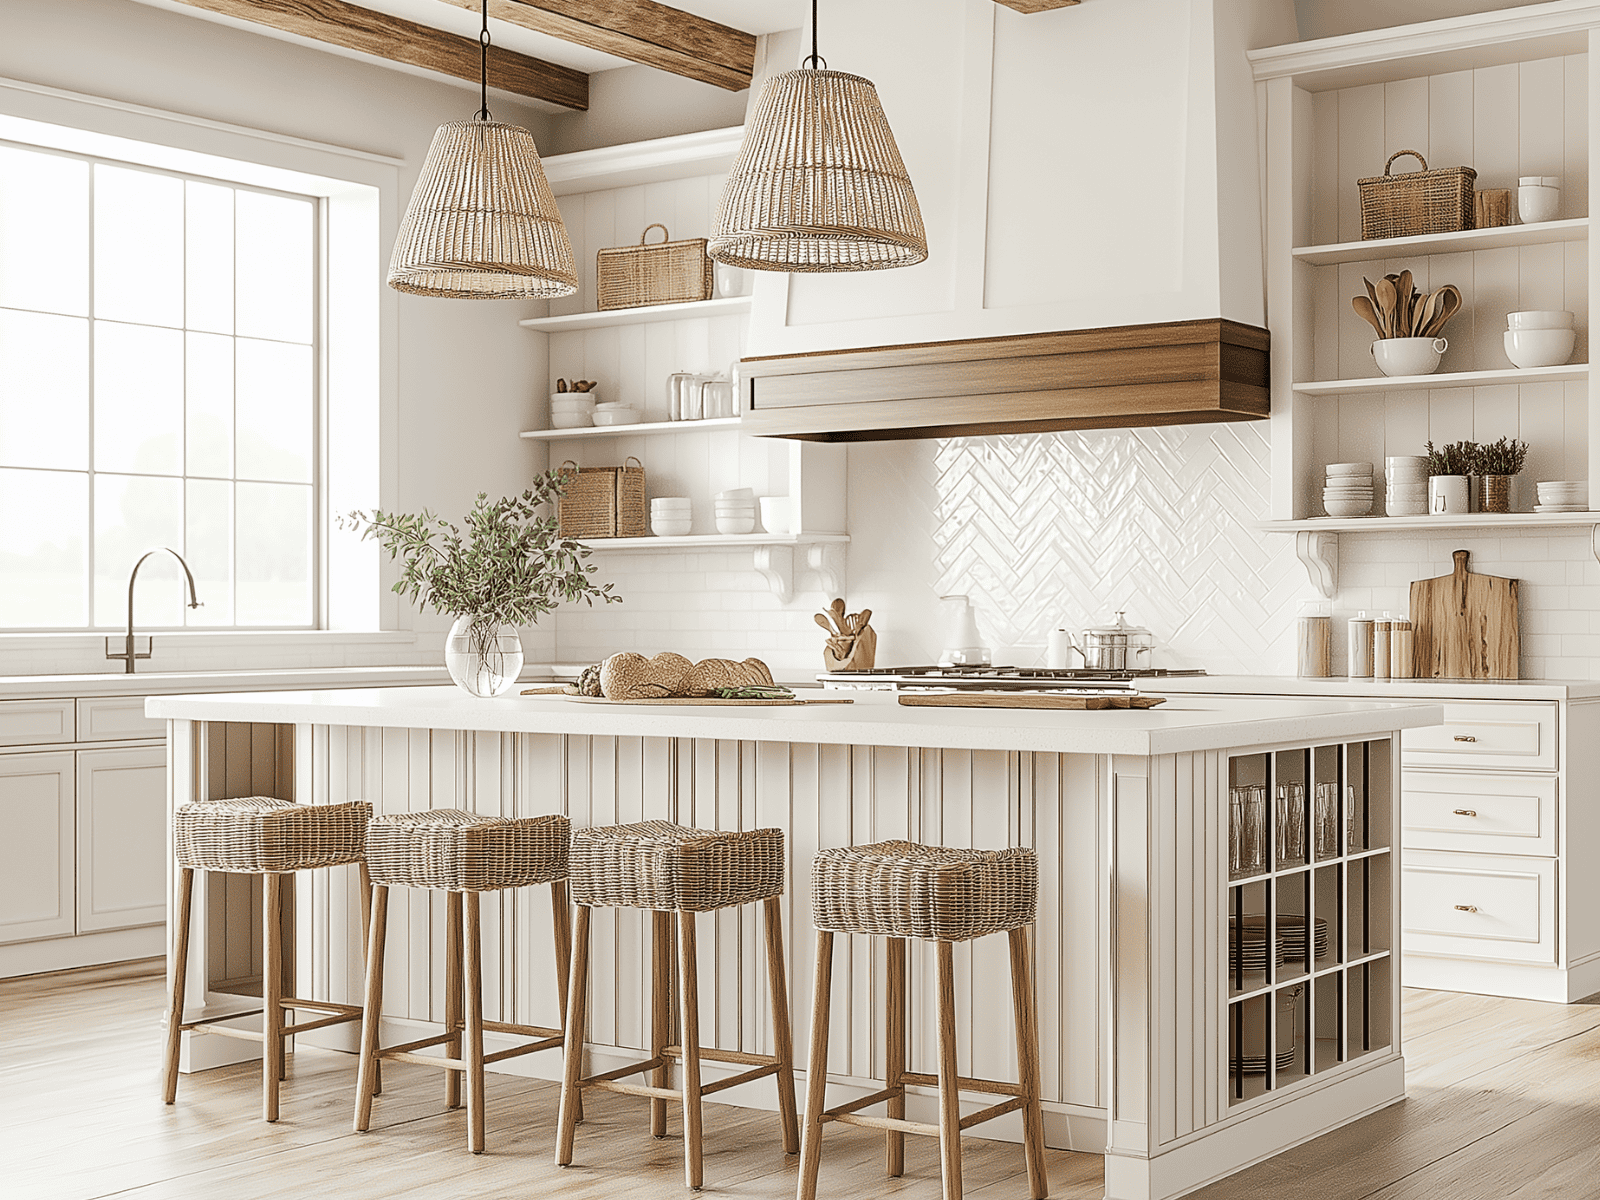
[1230,785,1267,877]
[1314,782,1339,859]
[1276,782,1306,865]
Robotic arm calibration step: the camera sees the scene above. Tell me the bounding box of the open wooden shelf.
[520,417,741,441]
[1293,363,1588,395]
[518,296,750,333]
[1292,217,1587,266]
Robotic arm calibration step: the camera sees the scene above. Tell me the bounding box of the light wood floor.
[3,961,1597,1200]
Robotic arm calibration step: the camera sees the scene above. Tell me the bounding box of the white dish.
[1534,504,1590,512]
[651,518,693,538]
[1507,310,1574,331]
[551,413,592,429]
[592,409,642,426]
[1372,337,1447,377]
[758,496,791,535]
[650,501,692,512]
[1504,327,1575,368]
[715,516,756,535]
[715,487,755,500]
[551,394,596,407]
[1324,500,1373,517]
[1325,462,1373,476]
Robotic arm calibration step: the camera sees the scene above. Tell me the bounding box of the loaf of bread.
[599,653,773,701]
[683,657,774,696]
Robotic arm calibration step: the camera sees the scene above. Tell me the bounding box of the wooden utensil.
[1412,290,1439,337]
[1409,549,1520,679]
[1396,269,1414,335]
[814,613,837,634]
[1424,286,1461,337]
[1373,276,1399,337]
[1353,295,1387,338]
[898,692,1168,710]
[828,598,850,636]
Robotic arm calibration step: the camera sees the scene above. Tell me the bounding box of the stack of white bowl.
[714,487,756,534]
[551,392,596,429]
[650,496,692,537]
[592,400,641,427]
[1535,481,1589,513]
[1324,462,1374,517]
[1385,456,1429,516]
[1504,310,1576,369]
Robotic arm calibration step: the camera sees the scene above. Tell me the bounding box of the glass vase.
[444,615,523,697]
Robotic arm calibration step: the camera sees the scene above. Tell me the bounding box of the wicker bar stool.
[555,820,799,1191]
[163,796,374,1122]
[798,840,1048,1200]
[353,809,572,1154]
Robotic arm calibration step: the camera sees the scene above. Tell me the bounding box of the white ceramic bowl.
[1507,310,1574,331]
[1386,455,1427,469]
[1324,486,1373,494]
[1518,183,1560,223]
[551,393,596,408]
[650,497,692,510]
[1372,337,1448,377]
[1504,327,1575,368]
[715,487,754,501]
[1324,499,1373,517]
[551,413,592,429]
[651,518,693,538]
[1386,465,1428,479]
[591,408,642,426]
[758,496,791,534]
[716,516,756,535]
[1326,462,1373,476]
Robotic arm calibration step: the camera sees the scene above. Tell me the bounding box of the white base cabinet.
[0,751,76,945]
[76,745,167,933]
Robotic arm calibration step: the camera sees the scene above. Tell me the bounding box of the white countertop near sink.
[1153,674,1600,702]
[148,685,1443,757]
[0,664,562,700]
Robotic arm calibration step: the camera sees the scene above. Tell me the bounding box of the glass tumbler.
[1276,782,1306,865]
[1230,785,1267,877]
[1314,782,1339,859]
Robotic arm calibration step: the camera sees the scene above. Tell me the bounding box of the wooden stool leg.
[677,909,705,1191]
[796,930,834,1200]
[651,908,673,1139]
[277,874,293,1082]
[550,879,581,1125]
[464,891,486,1154]
[353,883,389,1132]
[555,904,592,1167]
[885,935,907,1177]
[357,859,380,1097]
[263,872,284,1122]
[445,890,464,1111]
[935,940,963,1200]
[162,867,195,1104]
[1009,928,1049,1200]
[763,896,800,1155]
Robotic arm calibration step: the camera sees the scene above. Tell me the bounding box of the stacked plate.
[1386,456,1428,516]
[592,401,641,427]
[1233,1048,1299,1075]
[650,496,692,537]
[1536,481,1589,512]
[1231,915,1330,971]
[551,393,596,429]
[1324,462,1374,517]
[715,487,756,535]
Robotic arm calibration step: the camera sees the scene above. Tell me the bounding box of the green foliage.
[340,475,620,634]
[1475,436,1529,476]
[1422,439,1477,477]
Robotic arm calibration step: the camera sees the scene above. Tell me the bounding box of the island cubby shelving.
[1250,3,1600,592]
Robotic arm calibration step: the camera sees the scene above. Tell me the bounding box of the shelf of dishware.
[1292,363,1588,395]
[1290,217,1588,266]
[1226,739,1394,1109]
[573,532,849,553]
[520,417,742,441]
[517,295,752,333]
[1259,512,1596,533]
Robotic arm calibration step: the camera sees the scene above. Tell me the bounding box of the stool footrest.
[662,1043,773,1068]
[698,1062,780,1097]
[899,1069,1026,1098]
[832,1111,941,1137]
[186,1022,267,1044]
[282,1010,364,1037]
[959,1095,1028,1131]
[379,1032,456,1058]
[482,1035,563,1065]
[822,1085,902,1120]
[280,997,363,1015]
[388,1049,464,1070]
[584,1054,669,1086]
[481,1019,562,1041]
[822,1090,1024,1136]
[586,1078,679,1101]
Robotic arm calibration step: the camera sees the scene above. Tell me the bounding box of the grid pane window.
[0,143,317,629]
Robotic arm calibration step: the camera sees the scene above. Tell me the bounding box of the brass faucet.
[105,548,203,674]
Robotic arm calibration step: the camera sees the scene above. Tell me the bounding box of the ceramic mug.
[1372,337,1448,377]
[1518,178,1560,224]
[1429,475,1470,515]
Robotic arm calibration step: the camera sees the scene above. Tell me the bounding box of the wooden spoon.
[828,598,850,636]
[856,608,872,632]
[1363,276,1381,311]
[814,613,837,635]
[1373,276,1399,337]
[1396,269,1414,335]
[1425,286,1462,337]
[1352,295,1387,338]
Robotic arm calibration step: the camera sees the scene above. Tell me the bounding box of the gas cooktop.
[817,665,1206,692]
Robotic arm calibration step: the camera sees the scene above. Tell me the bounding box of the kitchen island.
[148,687,1440,1200]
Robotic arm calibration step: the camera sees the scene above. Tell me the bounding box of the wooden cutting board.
[1409,549,1520,679]
[898,692,1167,710]
[520,689,853,706]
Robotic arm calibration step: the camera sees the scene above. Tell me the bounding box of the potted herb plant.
[1422,439,1476,516]
[343,475,619,697]
[1474,437,1529,513]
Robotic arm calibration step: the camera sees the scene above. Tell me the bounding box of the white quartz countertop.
[0,665,558,700]
[147,686,1443,756]
[1152,674,1600,702]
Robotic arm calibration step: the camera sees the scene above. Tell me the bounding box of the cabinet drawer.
[0,699,75,748]
[77,697,163,742]
[1401,701,1557,771]
[1402,850,1556,965]
[1402,771,1556,856]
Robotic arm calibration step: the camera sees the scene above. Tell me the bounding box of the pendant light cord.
[804,0,826,70]
[477,0,492,121]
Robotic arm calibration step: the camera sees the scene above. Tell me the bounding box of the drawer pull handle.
[1453,808,1477,817]
[1452,735,1477,743]
[1454,904,1478,913]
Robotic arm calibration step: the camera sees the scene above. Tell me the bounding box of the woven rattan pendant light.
[387,1,576,298]
[709,0,926,273]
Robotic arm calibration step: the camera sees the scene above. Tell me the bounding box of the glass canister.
[1296,600,1332,678]
[1347,611,1374,678]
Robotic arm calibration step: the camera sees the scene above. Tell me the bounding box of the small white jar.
[1518,175,1561,223]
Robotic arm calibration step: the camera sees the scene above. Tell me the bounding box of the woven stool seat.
[174,797,370,873]
[811,840,1038,942]
[568,819,784,912]
[364,809,569,892]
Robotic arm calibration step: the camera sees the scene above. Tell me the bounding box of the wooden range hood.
[739,318,1269,442]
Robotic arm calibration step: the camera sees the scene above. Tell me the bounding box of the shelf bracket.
[752,545,795,603]
[805,542,847,598]
[1592,525,1600,567]
[1295,530,1339,599]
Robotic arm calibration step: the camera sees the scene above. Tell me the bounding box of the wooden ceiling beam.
[439,0,756,91]
[166,0,589,110]
[993,0,1081,11]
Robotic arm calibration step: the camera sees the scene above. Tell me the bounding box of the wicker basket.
[1358,151,1476,240]
[365,809,570,891]
[568,820,785,912]
[557,456,647,539]
[810,840,1038,942]
[174,797,371,873]
[597,224,713,311]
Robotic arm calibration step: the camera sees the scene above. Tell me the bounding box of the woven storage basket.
[174,797,371,873]
[365,810,570,891]
[597,224,713,311]
[811,840,1038,942]
[1358,150,1476,240]
[557,457,647,539]
[569,820,785,912]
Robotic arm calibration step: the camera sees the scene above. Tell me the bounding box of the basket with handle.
[1358,151,1476,240]
[557,457,647,539]
[596,223,713,310]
